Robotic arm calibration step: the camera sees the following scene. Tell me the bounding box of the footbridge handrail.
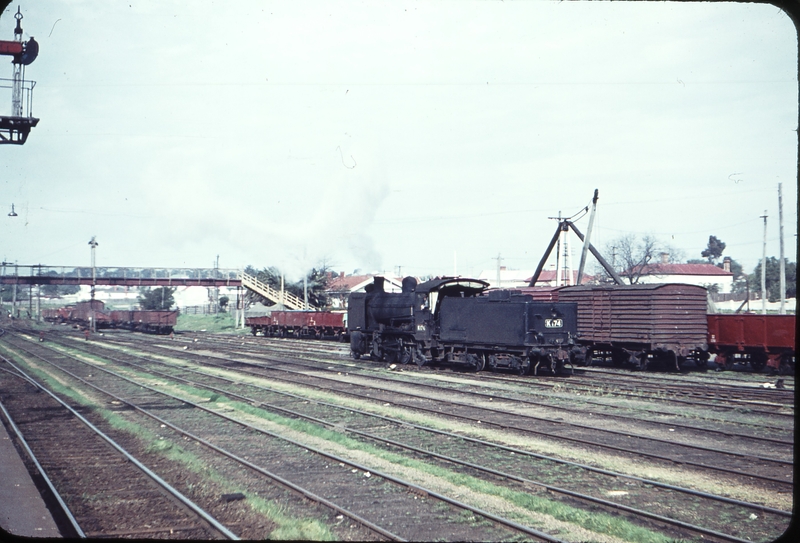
[240,272,311,311]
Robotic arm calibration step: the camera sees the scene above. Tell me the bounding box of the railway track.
[6,327,793,542]
[1,330,566,542]
[165,348,793,484]
[0,358,237,539]
[183,332,797,411]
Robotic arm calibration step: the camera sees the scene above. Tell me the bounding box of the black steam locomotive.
[348,276,582,374]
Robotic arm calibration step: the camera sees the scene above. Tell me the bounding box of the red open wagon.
[707,314,795,373]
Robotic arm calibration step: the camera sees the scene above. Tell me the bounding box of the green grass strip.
[0,344,335,541]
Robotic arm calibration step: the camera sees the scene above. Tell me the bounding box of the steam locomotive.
[347,276,582,374]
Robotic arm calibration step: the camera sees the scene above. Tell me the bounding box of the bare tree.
[597,234,684,285]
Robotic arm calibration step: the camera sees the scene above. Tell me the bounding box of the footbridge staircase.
[240,271,311,310]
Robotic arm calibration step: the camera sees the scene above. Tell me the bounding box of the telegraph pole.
[88,237,98,332]
[494,253,503,288]
[577,189,599,285]
[760,211,767,315]
[778,184,785,314]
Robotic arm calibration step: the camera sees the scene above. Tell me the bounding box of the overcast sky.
[1,1,797,281]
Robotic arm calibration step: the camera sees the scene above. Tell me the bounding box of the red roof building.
[623,256,734,293]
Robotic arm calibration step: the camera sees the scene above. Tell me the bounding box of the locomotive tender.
[348,276,582,374]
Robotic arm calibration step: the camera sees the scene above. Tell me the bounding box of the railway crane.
[0,6,38,144]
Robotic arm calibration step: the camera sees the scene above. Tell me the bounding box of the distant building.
[477,266,594,289]
[624,254,734,293]
[325,272,404,309]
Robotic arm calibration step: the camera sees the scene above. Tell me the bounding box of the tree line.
[598,233,796,300]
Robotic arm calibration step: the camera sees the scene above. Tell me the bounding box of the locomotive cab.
[348,276,489,364]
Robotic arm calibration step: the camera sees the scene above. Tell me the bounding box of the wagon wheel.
[399,347,412,365]
[466,353,485,372]
[611,349,627,367]
[488,355,498,372]
[475,353,486,372]
[723,352,736,371]
[779,354,795,375]
[750,353,767,372]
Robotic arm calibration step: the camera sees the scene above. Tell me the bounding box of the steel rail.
[250,349,795,446]
[554,371,794,407]
[254,363,795,484]
[148,336,796,447]
[88,332,795,486]
[143,343,794,484]
[0,336,404,542]
[171,332,797,423]
[0,379,85,538]
[40,335,793,517]
[4,334,563,543]
[0,353,240,541]
[578,365,795,392]
[67,349,781,542]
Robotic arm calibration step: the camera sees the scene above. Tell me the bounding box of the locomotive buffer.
[0,7,38,144]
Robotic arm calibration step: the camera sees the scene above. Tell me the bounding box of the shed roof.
[630,263,733,277]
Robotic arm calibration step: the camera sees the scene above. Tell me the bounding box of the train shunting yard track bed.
[0,325,795,542]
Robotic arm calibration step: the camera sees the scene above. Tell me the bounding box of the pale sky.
[1,1,797,281]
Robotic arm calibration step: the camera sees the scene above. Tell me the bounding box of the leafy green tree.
[40,284,81,297]
[701,236,726,264]
[138,287,176,310]
[747,257,796,301]
[219,295,229,310]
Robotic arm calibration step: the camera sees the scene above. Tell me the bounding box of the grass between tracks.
[53,336,792,511]
[116,376,674,543]
[19,337,794,540]
[5,339,667,542]
[0,343,336,541]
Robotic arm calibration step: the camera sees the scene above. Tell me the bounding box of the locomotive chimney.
[723,257,731,272]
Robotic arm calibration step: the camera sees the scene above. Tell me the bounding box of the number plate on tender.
[544,318,563,328]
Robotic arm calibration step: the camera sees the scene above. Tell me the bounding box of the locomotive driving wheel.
[399,346,413,365]
[517,357,531,376]
[413,346,427,367]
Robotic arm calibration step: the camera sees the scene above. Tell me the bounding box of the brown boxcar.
[556,283,709,369]
[707,314,795,373]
